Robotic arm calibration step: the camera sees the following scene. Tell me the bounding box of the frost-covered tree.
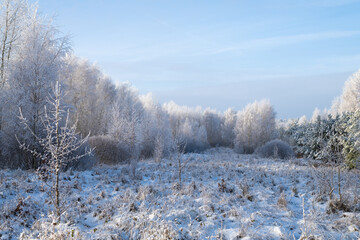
[18,82,92,223]
[180,117,208,152]
[163,101,209,152]
[298,115,308,125]
[163,101,203,138]
[0,0,27,87]
[203,108,222,147]
[307,115,326,159]
[311,108,324,123]
[284,118,306,157]
[60,55,116,136]
[234,99,277,153]
[172,135,187,185]
[341,111,360,168]
[1,10,69,168]
[287,113,358,167]
[337,69,360,113]
[330,97,341,116]
[221,108,236,147]
[276,119,291,144]
[140,93,172,159]
[314,115,344,162]
[108,83,144,162]
[0,0,29,163]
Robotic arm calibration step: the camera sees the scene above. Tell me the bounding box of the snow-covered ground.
[1,148,360,239]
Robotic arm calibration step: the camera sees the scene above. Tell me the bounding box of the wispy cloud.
[319,54,360,63]
[205,30,360,55]
[310,0,360,7]
[266,0,360,9]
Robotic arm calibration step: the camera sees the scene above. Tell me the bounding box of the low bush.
[88,135,130,165]
[257,139,294,159]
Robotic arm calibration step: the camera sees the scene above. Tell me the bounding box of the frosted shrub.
[88,135,130,164]
[257,139,294,159]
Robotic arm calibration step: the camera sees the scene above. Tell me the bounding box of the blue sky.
[37,0,360,118]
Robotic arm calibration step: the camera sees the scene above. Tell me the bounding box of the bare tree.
[172,136,188,185]
[154,133,164,163]
[17,81,92,224]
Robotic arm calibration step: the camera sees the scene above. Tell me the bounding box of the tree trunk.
[338,167,342,202]
[55,166,60,222]
[54,84,61,223]
[178,157,182,184]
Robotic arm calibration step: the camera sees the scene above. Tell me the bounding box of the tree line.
[0,0,359,170]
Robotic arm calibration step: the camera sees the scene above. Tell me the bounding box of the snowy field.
[1,148,360,239]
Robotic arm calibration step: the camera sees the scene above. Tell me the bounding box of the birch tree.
[222,107,236,147]
[108,83,144,164]
[0,0,27,87]
[0,0,28,159]
[2,10,69,168]
[234,99,276,153]
[338,69,360,113]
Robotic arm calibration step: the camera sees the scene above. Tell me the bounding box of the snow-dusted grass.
[1,148,360,239]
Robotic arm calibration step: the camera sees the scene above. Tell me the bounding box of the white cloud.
[205,30,360,55]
